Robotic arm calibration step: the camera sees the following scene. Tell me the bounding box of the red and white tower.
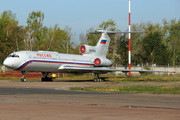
[128,0,131,76]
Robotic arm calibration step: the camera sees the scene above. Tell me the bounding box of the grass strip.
[0,77,40,80]
[1,74,180,82]
[70,85,180,94]
[108,75,180,82]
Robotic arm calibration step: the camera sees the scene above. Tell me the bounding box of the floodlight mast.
[128,0,131,76]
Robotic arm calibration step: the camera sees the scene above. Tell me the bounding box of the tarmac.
[0,80,180,120]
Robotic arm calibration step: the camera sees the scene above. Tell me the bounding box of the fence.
[112,64,178,75]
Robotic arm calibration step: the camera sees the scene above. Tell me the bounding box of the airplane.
[3,30,173,82]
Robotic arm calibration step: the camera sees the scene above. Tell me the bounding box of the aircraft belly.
[24,62,59,72]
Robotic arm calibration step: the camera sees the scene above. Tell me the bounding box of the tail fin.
[94,32,110,58]
[79,32,110,58]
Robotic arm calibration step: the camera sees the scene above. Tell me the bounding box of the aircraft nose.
[3,59,13,68]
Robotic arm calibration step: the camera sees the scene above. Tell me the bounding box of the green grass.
[0,77,41,81]
[70,85,180,94]
[106,74,180,82]
[1,74,180,82]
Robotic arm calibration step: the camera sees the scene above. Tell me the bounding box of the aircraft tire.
[100,78,104,82]
[41,77,46,81]
[48,77,53,81]
[41,77,53,82]
[21,78,27,82]
[94,78,105,82]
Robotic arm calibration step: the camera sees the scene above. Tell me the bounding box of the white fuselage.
[3,51,113,73]
[3,32,114,73]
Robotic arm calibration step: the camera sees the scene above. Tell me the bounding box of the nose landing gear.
[21,71,27,82]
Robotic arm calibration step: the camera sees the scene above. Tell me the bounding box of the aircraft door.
[23,53,32,70]
[26,53,31,59]
[56,54,60,66]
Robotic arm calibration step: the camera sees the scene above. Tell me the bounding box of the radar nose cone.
[3,59,13,68]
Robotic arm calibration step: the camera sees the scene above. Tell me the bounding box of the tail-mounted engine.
[79,45,96,54]
[94,58,113,67]
[79,45,113,67]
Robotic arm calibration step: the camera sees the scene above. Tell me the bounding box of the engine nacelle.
[79,45,96,54]
[94,58,113,67]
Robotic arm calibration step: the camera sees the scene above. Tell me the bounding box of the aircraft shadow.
[52,77,110,82]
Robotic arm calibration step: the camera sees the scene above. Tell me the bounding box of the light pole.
[128,0,131,76]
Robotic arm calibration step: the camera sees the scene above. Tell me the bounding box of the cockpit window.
[8,54,19,58]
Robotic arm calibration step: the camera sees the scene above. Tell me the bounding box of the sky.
[0,0,179,44]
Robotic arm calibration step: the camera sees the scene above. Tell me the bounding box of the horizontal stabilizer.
[89,30,148,34]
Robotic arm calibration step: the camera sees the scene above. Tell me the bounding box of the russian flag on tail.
[100,39,107,44]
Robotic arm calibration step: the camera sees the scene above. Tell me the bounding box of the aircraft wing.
[58,66,173,74]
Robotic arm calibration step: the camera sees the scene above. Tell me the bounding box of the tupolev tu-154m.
[3,30,173,82]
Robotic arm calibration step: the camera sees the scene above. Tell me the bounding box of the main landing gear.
[21,71,27,82]
[41,72,53,81]
[94,73,105,82]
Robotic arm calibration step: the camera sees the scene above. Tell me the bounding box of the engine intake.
[79,45,96,54]
[80,45,85,53]
[94,58,113,67]
[94,58,101,65]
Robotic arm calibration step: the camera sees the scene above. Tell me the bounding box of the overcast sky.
[0,0,179,44]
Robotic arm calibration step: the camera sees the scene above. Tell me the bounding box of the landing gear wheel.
[41,77,52,81]
[21,71,27,82]
[48,77,53,81]
[41,77,45,81]
[21,78,27,82]
[41,73,53,82]
[93,73,105,82]
[100,78,105,82]
[94,78,104,82]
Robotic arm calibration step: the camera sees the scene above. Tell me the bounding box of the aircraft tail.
[79,30,146,58]
[94,32,110,57]
[79,31,110,58]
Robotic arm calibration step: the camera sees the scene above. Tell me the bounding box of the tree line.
[86,19,180,67]
[0,10,76,63]
[0,10,180,67]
